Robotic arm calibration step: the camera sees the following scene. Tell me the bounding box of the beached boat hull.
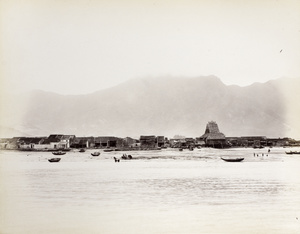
[52,151,66,155]
[103,149,113,152]
[221,157,244,162]
[285,151,300,154]
[48,158,61,163]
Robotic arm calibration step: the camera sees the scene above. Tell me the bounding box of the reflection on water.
[1,148,300,234]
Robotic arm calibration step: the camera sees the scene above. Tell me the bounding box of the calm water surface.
[1,148,300,234]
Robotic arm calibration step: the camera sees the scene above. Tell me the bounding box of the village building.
[169,137,186,148]
[157,136,165,148]
[41,134,75,150]
[240,136,267,147]
[94,136,124,148]
[266,137,294,147]
[140,135,157,149]
[0,138,9,149]
[61,135,76,148]
[226,137,241,147]
[0,137,21,150]
[226,136,298,148]
[185,138,195,148]
[71,137,94,148]
[200,121,227,148]
[16,134,76,150]
[163,137,170,147]
[123,137,140,148]
[195,137,205,147]
[18,137,47,150]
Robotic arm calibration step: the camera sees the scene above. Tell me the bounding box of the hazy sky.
[1,0,300,95]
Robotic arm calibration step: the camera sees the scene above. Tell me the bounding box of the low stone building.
[140,135,157,149]
[266,137,293,147]
[169,138,187,148]
[123,137,140,148]
[71,137,94,148]
[0,137,21,150]
[18,137,46,150]
[94,136,124,148]
[240,136,267,147]
[185,138,195,148]
[17,134,75,150]
[195,137,205,147]
[157,136,165,148]
[41,134,75,150]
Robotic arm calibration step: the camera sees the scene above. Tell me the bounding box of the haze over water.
[1,147,300,234]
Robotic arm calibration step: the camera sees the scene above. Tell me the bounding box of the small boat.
[221,157,244,162]
[48,158,61,163]
[91,152,100,156]
[52,151,66,155]
[79,148,85,153]
[103,149,113,152]
[285,151,300,154]
[179,148,183,151]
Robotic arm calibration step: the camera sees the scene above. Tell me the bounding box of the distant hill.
[1,76,300,139]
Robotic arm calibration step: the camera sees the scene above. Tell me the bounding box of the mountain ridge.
[1,76,299,139]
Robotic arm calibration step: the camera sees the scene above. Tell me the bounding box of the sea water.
[1,148,300,234]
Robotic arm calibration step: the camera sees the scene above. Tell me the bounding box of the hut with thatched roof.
[200,121,228,148]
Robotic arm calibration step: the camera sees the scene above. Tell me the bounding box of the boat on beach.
[48,158,61,163]
[52,151,66,155]
[79,148,85,152]
[91,152,100,156]
[221,157,244,162]
[103,149,113,152]
[285,151,300,154]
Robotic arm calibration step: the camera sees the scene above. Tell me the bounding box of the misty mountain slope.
[1,76,299,138]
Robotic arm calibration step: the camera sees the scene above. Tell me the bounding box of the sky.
[1,0,300,95]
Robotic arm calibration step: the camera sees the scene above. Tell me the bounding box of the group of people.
[254,148,271,157]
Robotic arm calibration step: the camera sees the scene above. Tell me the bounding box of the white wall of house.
[0,143,8,149]
[19,142,68,150]
[50,142,67,149]
[19,144,34,149]
[31,144,52,150]
[3,143,19,149]
[19,143,51,150]
[60,139,70,148]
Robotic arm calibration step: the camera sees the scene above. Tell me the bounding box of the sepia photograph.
[1,0,300,233]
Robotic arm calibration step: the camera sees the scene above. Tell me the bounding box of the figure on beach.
[113,157,120,162]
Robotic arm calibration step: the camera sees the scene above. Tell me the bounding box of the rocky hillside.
[1,76,299,138]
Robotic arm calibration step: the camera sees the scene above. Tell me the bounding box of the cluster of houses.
[0,122,299,151]
[0,135,138,151]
